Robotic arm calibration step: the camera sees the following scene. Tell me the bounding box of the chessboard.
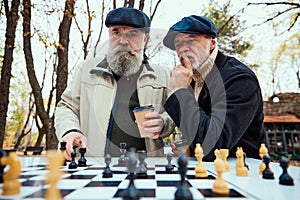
[0,156,299,200]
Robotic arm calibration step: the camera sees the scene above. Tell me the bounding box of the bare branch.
[73,0,91,59]
[139,0,145,11]
[94,0,105,57]
[113,0,116,9]
[150,0,162,21]
[248,2,300,7]
[128,0,135,7]
[14,93,34,148]
[84,0,92,59]
[288,12,300,31]
[218,5,247,34]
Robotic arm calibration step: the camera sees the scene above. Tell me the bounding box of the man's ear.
[210,38,216,51]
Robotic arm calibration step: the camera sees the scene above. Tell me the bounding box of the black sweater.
[164,51,266,161]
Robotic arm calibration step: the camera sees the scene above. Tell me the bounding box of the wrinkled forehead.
[174,33,198,42]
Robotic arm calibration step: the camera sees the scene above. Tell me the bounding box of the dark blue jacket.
[164,51,266,161]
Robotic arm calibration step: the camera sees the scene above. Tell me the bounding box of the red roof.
[264,115,300,123]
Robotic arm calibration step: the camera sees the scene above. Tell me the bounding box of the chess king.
[54,7,175,160]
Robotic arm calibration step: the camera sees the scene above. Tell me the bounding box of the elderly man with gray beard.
[54,7,174,160]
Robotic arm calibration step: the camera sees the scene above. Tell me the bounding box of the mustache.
[112,45,137,56]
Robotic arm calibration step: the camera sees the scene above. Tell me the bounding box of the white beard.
[185,51,210,71]
[107,44,143,77]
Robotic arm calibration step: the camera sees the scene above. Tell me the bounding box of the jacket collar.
[89,57,155,78]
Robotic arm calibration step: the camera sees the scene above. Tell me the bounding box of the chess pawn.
[59,141,67,166]
[68,150,78,169]
[194,143,208,178]
[235,147,248,176]
[1,152,21,196]
[165,153,174,172]
[45,150,65,200]
[136,150,147,177]
[279,157,294,185]
[102,154,113,178]
[262,155,274,179]
[78,147,87,167]
[259,143,268,175]
[212,156,229,195]
[175,153,193,200]
[219,149,230,172]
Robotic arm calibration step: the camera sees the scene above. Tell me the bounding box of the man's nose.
[177,45,189,56]
[119,34,129,45]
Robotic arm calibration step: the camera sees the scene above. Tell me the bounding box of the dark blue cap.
[163,15,217,50]
[105,7,151,32]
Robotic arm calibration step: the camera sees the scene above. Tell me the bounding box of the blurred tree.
[0,0,20,148]
[204,0,253,60]
[271,33,300,93]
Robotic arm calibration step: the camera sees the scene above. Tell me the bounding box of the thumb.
[180,54,192,69]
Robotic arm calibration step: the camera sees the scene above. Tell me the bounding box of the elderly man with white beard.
[54,7,174,160]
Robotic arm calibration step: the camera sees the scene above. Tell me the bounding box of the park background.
[0,0,299,153]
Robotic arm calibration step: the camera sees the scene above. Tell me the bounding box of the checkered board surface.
[0,162,249,200]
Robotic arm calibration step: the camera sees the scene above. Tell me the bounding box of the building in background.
[263,93,300,161]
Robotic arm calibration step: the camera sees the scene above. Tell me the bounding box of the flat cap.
[105,7,151,32]
[163,15,217,50]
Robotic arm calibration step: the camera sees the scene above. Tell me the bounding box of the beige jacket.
[55,56,174,157]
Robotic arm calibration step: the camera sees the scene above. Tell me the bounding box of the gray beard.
[107,46,143,77]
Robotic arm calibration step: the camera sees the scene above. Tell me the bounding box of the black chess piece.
[243,152,249,170]
[122,147,140,200]
[118,143,127,166]
[262,155,274,179]
[165,153,174,172]
[136,150,147,178]
[59,141,67,166]
[279,157,294,186]
[175,153,193,200]
[78,147,87,167]
[68,147,78,169]
[102,154,113,178]
[0,150,7,183]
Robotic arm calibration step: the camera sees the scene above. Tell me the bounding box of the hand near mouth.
[180,54,192,69]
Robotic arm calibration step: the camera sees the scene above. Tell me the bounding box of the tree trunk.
[0,0,20,148]
[22,0,57,150]
[56,0,75,105]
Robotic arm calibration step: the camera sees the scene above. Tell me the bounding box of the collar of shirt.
[192,45,219,99]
